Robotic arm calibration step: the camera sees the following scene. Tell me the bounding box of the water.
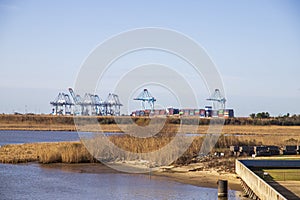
[0,163,240,200]
[0,130,80,146]
[0,130,241,199]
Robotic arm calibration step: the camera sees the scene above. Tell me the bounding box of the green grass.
[263,169,300,181]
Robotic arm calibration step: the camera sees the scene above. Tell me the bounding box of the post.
[218,179,228,197]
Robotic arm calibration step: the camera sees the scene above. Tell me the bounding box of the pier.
[236,159,300,200]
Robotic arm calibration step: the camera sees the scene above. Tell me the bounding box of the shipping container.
[267,146,280,155]
[167,108,174,115]
[189,109,195,116]
[284,145,297,151]
[139,110,145,116]
[230,146,239,152]
[223,109,234,118]
[135,110,140,116]
[206,110,212,117]
[173,108,179,115]
[229,145,240,156]
[218,109,224,117]
[159,109,166,115]
[283,146,298,155]
[254,146,271,156]
[239,146,255,156]
[228,109,234,118]
[212,110,218,117]
[144,110,151,116]
[205,106,212,111]
[200,109,206,117]
[183,109,189,116]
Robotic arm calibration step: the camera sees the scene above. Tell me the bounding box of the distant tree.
[256,113,262,118]
[265,112,270,118]
[256,112,270,119]
[250,113,256,119]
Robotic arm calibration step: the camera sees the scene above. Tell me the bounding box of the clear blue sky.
[0,0,299,116]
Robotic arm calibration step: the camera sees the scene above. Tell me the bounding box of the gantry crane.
[206,89,226,110]
[134,89,156,111]
[104,93,122,116]
[51,88,123,116]
[50,93,73,115]
[68,88,84,115]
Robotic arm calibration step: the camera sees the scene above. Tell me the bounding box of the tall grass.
[37,142,95,164]
[0,142,95,164]
[1,133,299,165]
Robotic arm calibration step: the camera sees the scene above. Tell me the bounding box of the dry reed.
[1,132,299,164]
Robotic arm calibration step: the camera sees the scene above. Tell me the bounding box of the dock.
[236,159,300,200]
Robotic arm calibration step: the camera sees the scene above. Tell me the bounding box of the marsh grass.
[81,134,204,166]
[1,131,299,164]
[0,142,95,164]
[37,142,95,164]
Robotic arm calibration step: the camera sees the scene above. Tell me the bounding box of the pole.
[218,179,228,198]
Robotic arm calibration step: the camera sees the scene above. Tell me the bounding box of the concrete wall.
[236,160,287,200]
[240,160,300,168]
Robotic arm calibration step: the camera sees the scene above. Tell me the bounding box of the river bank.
[40,162,242,191]
[0,141,242,191]
[1,114,300,133]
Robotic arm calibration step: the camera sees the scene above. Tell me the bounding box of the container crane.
[134,89,156,111]
[90,94,103,115]
[104,93,122,116]
[68,88,84,115]
[50,92,73,115]
[206,89,226,110]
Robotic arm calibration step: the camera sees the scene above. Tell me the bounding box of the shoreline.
[38,162,242,191]
[0,141,242,191]
[155,167,242,191]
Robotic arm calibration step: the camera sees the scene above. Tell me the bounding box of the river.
[0,130,241,199]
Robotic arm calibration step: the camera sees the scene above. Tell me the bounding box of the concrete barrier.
[236,160,287,200]
[240,160,300,168]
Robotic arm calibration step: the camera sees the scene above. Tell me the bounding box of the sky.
[0,0,300,116]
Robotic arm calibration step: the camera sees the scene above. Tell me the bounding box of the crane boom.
[206,89,226,109]
[134,89,156,111]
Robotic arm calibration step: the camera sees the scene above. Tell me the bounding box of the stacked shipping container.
[131,108,234,118]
